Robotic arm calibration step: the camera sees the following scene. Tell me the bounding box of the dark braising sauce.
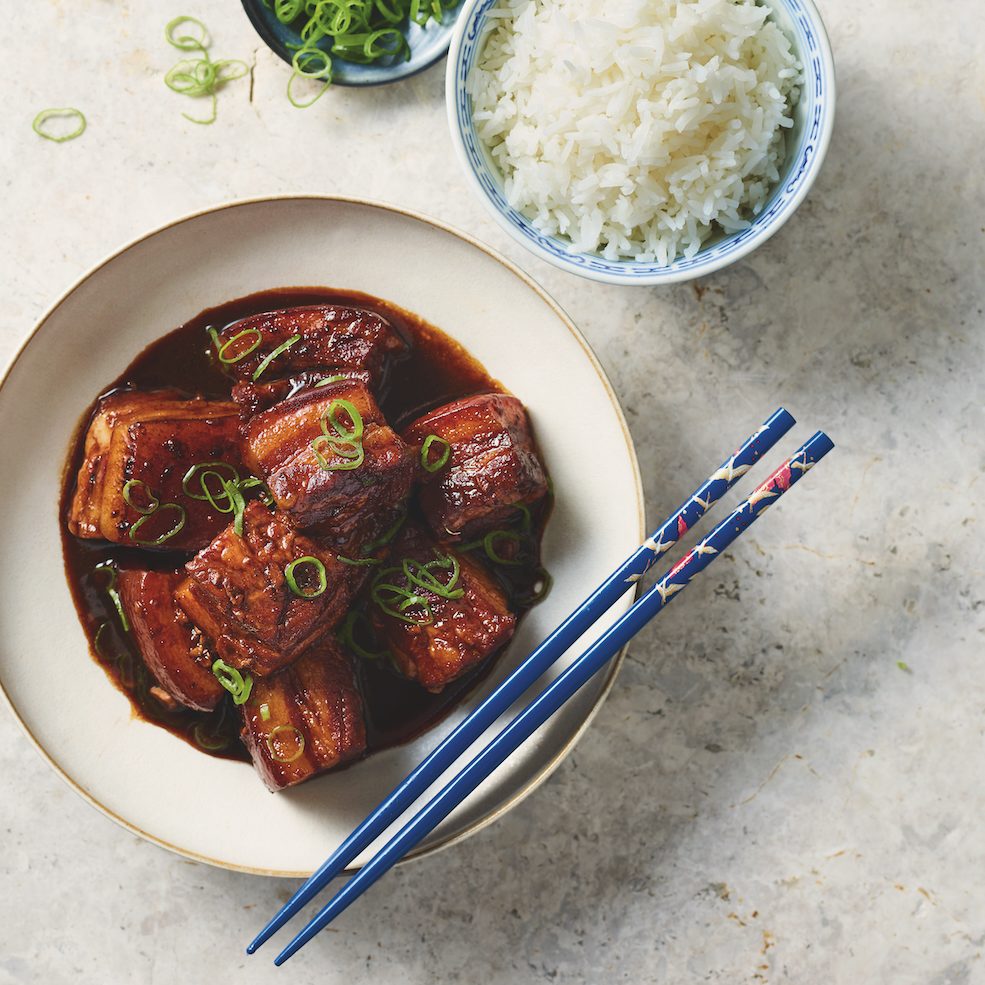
[60,287,551,766]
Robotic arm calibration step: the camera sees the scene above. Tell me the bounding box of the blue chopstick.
[247,407,795,956]
[273,431,834,964]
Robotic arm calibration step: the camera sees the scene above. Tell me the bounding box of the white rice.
[468,0,803,264]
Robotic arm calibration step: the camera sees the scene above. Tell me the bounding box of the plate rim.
[0,194,645,877]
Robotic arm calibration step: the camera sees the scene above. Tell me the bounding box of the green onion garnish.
[362,513,406,552]
[252,334,301,381]
[288,46,333,109]
[211,658,254,705]
[482,529,525,566]
[336,554,383,567]
[163,15,249,125]
[311,397,366,471]
[216,329,263,365]
[371,552,464,624]
[518,568,553,606]
[32,108,86,143]
[193,722,229,751]
[314,373,351,387]
[260,702,271,722]
[338,610,388,661]
[129,503,187,546]
[421,434,451,472]
[122,478,161,515]
[93,622,113,658]
[266,724,306,763]
[93,560,130,632]
[182,461,240,499]
[285,556,328,598]
[402,555,464,599]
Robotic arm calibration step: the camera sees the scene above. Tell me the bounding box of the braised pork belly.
[402,393,548,542]
[241,638,367,791]
[117,569,223,712]
[176,503,366,677]
[210,304,405,385]
[369,524,516,693]
[242,378,415,546]
[68,390,242,551]
[63,291,550,787]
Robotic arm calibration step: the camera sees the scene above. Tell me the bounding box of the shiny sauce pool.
[60,288,550,764]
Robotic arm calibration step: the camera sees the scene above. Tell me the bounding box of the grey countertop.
[2,1,984,982]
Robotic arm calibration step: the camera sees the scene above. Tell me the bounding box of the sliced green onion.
[259,702,271,722]
[421,434,451,473]
[122,479,160,515]
[94,561,130,632]
[518,568,553,606]
[217,328,263,364]
[252,334,301,381]
[362,513,406,552]
[483,529,524,566]
[371,578,433,625]
[166,15,210,50]
[32,108,86,143]
[193,722,229,751]
[314,373,351,387]
[182,461,240,500]
[322,398,363,443]
[402,555,464,599]
[336,554,383,567]
[285,556,328,598]
[94,622,113,659]
[266,724,306,763]
[164,16,248,124]
[287,46,332,109]
[211,658,254,705]
[338,610,388,660]
[512,502,533,532]
[129,503,187,546]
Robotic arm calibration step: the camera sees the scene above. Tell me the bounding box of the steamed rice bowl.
[469,0,803,265]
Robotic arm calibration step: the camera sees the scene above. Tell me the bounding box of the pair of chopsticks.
[249,407,833,965]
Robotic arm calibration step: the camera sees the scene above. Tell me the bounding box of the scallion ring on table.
[288,47,333,109]
[420,434,451,472]
[32,108,86,143]
[266,724,306,763]
[122,479,161,515]
[212,658,254,705]
[216,328,263,364]
[252,334,301,381]
[128,503,187,546]
[285,556,328,598]
[165,15,210,51]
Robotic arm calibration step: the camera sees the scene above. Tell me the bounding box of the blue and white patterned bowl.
[446,0,835,285]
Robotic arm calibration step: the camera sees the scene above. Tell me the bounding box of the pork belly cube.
[175,503,365,677]
[241,638,367,791]
[401,394,548,542]
[370,525,516,693]
[67,390,243,551]
[212,305,404,385]
[230,368,371,418]
[117,569,223,712]
[242,378,415,547]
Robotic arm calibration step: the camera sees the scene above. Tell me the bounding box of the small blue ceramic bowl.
[446,0,835,285]
[241,0,465,86]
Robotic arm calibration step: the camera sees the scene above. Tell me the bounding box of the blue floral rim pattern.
[453,0,833,281]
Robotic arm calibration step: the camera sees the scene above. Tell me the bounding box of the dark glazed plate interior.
[241,0,465,87]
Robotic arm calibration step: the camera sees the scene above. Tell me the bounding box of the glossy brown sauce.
[60,287,550,765]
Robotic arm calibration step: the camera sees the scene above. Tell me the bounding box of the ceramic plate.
[0,196,643,876]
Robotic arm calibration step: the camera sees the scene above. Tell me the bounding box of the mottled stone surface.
[2,1,984,982]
